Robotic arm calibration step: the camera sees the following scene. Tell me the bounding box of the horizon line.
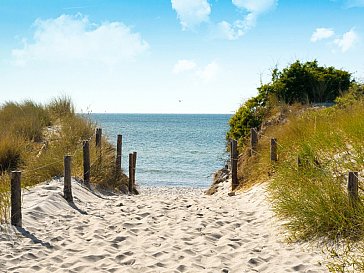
[79,112,234,115]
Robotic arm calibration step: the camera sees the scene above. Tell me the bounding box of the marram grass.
[0,97,128,222]
[236,95,364,272]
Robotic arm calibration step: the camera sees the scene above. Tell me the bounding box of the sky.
[0,0,364,114]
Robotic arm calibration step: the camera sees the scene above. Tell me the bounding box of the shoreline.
[0,178,328,272]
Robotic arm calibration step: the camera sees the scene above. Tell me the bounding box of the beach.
[0,178,328,273]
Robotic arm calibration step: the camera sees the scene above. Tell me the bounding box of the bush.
[227,93,268,142]
[227,60,353,142]
[266,60,351,104]
[335,82,364,108]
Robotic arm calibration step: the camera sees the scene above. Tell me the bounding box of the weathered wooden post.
[133,152,137,186]
[250,128,258,156]
[96,128,102,165]
[11,171,22,227]
[64,155,73,202]
[95,128,102,148]
[297,156,302,168]
[128,153,134,194]
[230,139,238,191]
[348,171,359,205]
[83,140,90,187]
[270,138,278,162]
[116,135,122,172]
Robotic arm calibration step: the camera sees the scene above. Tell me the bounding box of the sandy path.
[0,179,328,273]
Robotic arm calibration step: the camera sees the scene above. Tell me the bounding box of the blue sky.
[0,0,363,113]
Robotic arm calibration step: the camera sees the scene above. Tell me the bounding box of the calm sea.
[89,114,231,188]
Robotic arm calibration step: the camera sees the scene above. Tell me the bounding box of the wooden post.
[250,128,258,156]
[83,140,90,187]
[348,171,359,205]
[64,155,73,202]
[11,171,22,227]
[270,138,278,162]
[228,138,232,170]
[128,153,134,194]
[297,156,302,168]
[116,135,122,172]
[230,139,238,191]
[95,128,102,148]
[133,152,137,187]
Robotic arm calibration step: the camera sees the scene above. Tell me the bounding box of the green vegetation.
[263,60,351,104]
[227,60,352,142]
[229,59,364,271]
[267,97,364,241]
[0,97,128,223]
[245,91,364,272]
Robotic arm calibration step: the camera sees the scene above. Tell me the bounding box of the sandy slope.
[0,179,328,273]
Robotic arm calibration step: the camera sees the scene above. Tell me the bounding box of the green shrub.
[227,60,353,143]
[227,93,268,142]
[335,82,364,108]
[267,60,351,104]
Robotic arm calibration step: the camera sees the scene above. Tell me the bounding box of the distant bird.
[179,99,182,103]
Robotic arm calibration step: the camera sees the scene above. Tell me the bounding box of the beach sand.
[0,178,328,272]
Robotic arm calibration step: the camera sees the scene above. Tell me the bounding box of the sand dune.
[0,179,328,272]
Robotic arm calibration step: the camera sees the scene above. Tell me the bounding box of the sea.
[89,114,231,188]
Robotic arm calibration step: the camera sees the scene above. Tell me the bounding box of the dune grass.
[234,88,364,271]
[266,101,364,241]
[0,97,128,223]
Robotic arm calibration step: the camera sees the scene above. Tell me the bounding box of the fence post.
[11,171,22,227]
[83,140,90,187]
[129,153,134,194]
[64,155,73,202]
[96,128,102,148]
[133,152,137,187]
[230,139,238,191]
[297,156,302,168]
[270,138,278,162]
[348,171,359,205]
[116,135,122,173]
[250,128,258,156]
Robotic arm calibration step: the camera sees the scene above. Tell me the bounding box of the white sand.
[0,178,328,273]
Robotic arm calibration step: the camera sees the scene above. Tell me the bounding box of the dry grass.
[0,97,128,222]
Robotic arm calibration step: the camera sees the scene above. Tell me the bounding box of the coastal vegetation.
[227,60,352,143]
[228,60,364,272]
[0,97,128,223]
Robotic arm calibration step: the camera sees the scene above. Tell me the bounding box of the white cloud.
[12,14,149,66]
[172,59,219,82]
[170,0,276,40]
[217,20,245,40]
[173,59,197,74]
[311,28,335,42]
[171,0,211,30]
[218,0,277,40]
[334,29,358,52]
[232,0,277,14]
[197,61,219,82]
